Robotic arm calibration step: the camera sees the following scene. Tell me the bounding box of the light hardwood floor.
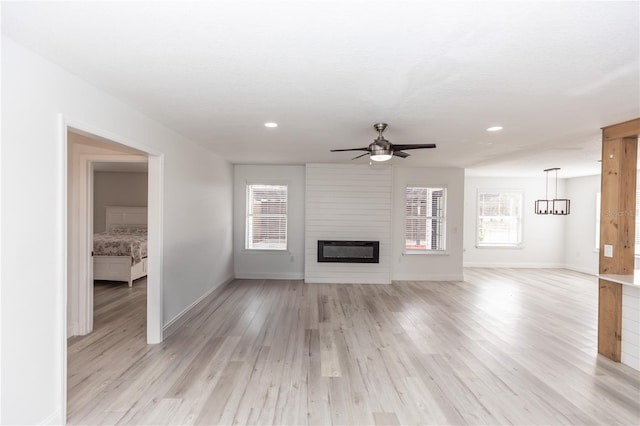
[68,270,640,425]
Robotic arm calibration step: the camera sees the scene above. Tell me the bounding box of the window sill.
[403,250,449,256]
[475,244,524,249]
[242,249,289,255]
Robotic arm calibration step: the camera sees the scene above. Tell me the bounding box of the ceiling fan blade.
[393,151,410,158]
[330,147,370,152]
[391,144,436,151]
[352,153,369,160]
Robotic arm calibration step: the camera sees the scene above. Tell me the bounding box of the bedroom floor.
[67,270,640,425]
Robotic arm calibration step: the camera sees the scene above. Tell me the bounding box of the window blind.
[477,191,523,246]
[405,186,446,251]
[246,184,288,250]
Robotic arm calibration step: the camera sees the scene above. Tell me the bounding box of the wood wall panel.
[305,164,392,284]
[598,279,623,361]
[602,118,640,140]
[597,128,638,362]
[598,137,637,275]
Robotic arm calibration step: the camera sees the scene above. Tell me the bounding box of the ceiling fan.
[331,123,436,162]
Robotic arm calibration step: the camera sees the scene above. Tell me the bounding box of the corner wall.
[464,176,566,268]
[563,174,600,275]
[1,36,234,424]
[233,165,305,279]
[94,172,148,233]
[305,164,393,284]
[392,167,465,281]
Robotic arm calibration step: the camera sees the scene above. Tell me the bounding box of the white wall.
[1,37,234,424]
[464,176,566,268]
[94,172,148,233]
[233,165,305,279]
[392,167,465,281]
[305,164,392,284]
[622,285,640,370]
[563,174,600,275]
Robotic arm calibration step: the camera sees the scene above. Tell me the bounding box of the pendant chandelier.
[535,168,570,215]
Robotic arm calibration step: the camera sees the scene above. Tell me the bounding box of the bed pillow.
[110,225,147,235]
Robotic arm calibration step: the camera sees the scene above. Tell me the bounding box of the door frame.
[59,114,164,423]
[73,154,148,335]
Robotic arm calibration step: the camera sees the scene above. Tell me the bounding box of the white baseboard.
[163,273,235,338]
[392,273,464,282]
[67,321,79,338]
[304,278,391,284]
[40,409,61,425]
[463,262,565,269]
[563,264,598,276]
[235,271,304,280]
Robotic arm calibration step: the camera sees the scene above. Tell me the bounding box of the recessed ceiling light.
[487,126,503,132]
[264,122,278,128]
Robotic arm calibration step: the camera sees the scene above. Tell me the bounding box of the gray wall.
[94,172,148,233]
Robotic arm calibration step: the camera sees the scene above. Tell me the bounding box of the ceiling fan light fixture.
[330,122,436,161]
[370,145,392,161]
[370,153,393,162]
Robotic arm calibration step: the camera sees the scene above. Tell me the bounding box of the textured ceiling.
[3,1,639,177]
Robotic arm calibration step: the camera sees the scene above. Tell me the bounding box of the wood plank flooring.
[67,270,640,425]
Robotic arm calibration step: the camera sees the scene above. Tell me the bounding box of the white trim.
[476,188,524,248]
[475,244,524,249]
[67,321,79,337]
[57,114,68,426]
[304,278,391,285]
[402,250,450,256]
[244,183,289,251]
[464,262,565,268]
[392,273,464,281]
[147,154,164,344]
[60,115,165,423]
[74,155,148,335]
[404,184,448,252]
[240,249,292,255]
[163,274,235,338]
[235,272,304,280]
[40,409,62,425]
[563,264,598,276]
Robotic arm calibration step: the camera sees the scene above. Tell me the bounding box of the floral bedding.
[93,227,147,264]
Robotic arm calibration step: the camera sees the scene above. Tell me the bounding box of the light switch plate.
[604,244,613,258]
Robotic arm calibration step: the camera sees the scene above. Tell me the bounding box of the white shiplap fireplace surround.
[305,164,392,284]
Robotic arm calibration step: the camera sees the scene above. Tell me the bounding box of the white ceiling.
[3,1,638,177]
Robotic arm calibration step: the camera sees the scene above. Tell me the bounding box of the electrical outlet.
[604,244,613,258]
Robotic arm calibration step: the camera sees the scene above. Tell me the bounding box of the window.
[595,190,640,251]
[477,191,523,247]
[245,184,287,250]
[405,186,446,251]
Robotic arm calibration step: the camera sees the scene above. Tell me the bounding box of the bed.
[93,206,148,287]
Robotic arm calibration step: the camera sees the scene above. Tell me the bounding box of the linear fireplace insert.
[317,240,380,263]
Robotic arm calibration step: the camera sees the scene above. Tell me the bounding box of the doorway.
[62,120,164,423]
[66,129,163,339]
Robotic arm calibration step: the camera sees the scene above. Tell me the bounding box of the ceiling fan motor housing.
[370,139,391,155]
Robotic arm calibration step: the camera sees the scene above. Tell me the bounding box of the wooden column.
[598,118,640,361]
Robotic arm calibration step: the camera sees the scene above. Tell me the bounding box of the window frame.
[245,182,289,251]
[476,189,524,248]
[404,185,448,254]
